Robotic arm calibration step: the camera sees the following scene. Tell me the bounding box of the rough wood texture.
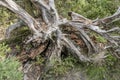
[0,0,120,79]
[0,0,120,62]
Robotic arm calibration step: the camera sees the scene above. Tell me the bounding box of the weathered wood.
[0,0,119,64]
[93,7,120,25]
[0,0,120,80]
[0,0,42,35]
[5,20,25,38]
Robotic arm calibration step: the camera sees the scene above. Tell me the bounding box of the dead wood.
[0,0,120,62]
[0,1,120,79]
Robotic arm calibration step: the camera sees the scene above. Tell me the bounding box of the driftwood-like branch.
[62,37,90,62]
[31,0,59,24]
[5,20,25,38]
[0,0,120,64]
[31,0,50,24]
[32,0,50,11]
[68,12,92,24]
[93,7,120,26]
[0,0,42,35]
[49,0,59,23]
[60,10,120,55]
[41,8,49,24]
[60,20,98,53]
[1,1,120,80]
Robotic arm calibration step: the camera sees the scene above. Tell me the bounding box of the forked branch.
[0,0,119,63]
[0,0,42,35]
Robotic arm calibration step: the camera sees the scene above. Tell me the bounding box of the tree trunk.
[0,0,120,80]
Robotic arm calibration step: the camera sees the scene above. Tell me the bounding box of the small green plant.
[105,53,117,66]
[0,43,11,60]
[35,55,45,65]
[85,53,120,80]
[86,64,107,80]
[95,35,107,43]
[90,32,107,43]
[47,56,77,76]
[0,58,23,80]
[0,43,23,80]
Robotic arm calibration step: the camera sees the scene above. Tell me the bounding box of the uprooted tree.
[0,0,120,78]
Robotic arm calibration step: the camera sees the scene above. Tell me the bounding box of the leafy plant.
[86,65,107,80]
[35,55,45,65]
[0,58,23,80]
[44,55,77,78]
[0,43,11,60]
[95,34,107,43]
[0,43,23,80]
[85,53,120,80]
